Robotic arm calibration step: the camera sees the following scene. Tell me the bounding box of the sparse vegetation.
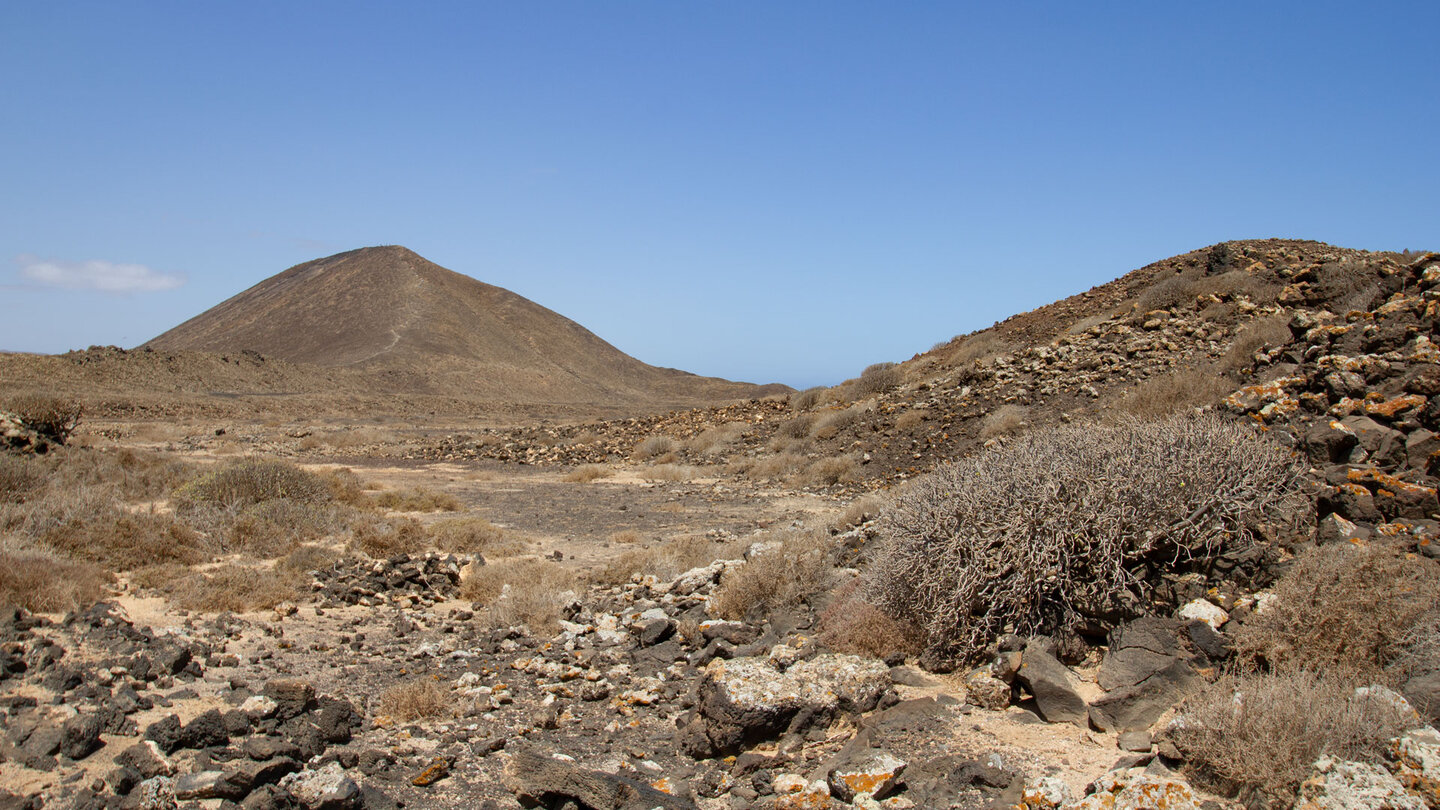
[0,548,108,612]
[5,394,84,444]
[849,362,902,396]
[1171,669,1422,809]
[809,405,866,439]
[1221,315,1293,372]
[176,458,330,512]
[864,415,1305,664]
[430,517,524,556]
[377,678,452,721]
[373,486,461,512]
[459,556,579,633]
[1232,543,1440,680]
[712,531,836,620]
[792,454,861,487]
[563,464,613,483]
[1111,367,1234,419]
[350,516,428,558]
[978,404,1027,439]
[632,435,678,461]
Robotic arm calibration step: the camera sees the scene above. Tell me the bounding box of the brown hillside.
[141,246,785,407]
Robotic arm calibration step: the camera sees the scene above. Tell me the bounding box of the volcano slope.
[0,245,785,423]
[4,239,1440,810]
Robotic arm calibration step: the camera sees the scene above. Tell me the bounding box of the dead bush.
[828,493,888,532]
[948,333,1010,368]
[350,516,428,558]
[318,467,370,507]
[460,556,578,633]
[790,387,828,411]
[632,435,678,461]
[1171,669,1423,809]
[589,533,737,586]
[5,394,83,444]
[373,486,461,512]
[865,415,1306,665]
[712,531,836,620]
[609,530,643,545]
[0,549,108,612]
[165,564,301,612]
[1134,272,1204,314]
[44,510,209,571]
[176,459,329,512]
[276,544,342,575]
[894,409,928,431]
[1111,367,1235,419]
[431,517,523,556]
[775,413,817,440]
[222,499,345,557]
[563,464,613,483]
[792,454,860,487]
[978,405,1027,440]
[850,362,902,396]
[687,423,745,456]
[819,580,921,659]
[377,678,452,721]
[1221,315,1293,372]
[1232,544,1440,680]
[810,406,866,440]
[642,464,701,483]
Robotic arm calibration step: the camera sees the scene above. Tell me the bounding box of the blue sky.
[3,3,1437,389]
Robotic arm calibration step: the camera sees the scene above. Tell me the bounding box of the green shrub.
[864,415,1305,665]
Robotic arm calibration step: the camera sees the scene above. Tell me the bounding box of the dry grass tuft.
[642,463,701,483]
[1233,544,1440,680]
[460,556,579,633]
[819,581,920,659]
[430,517,524,556]
[1171,669,1423,808]
[1221,315,1293,372]
[849,362,903,397]
[590,534,736,586]
[373,486,461,512]
[810,405,866,440]
[563,464,613,483]
[632,435,678,461]
[790,387,828,411]
[712,531,836,620]
[687,422,746,456]
[978,405,1028,440]
[894,409,928,431]
[0,548,109,613]
[176,458,329,511]
[162,563,302,612]
[350,516,429,558]
[792,454,861,487]
[377,678,452,721]
[1111,367,1235,419]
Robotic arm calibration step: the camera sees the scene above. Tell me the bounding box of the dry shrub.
[176,459,329,512]
[949,332,1011,368]
[460,557,578,633]
[643,464,700,483]
[44,446,194,500]
[165,564,300,612]
[1200,269,1284,306]
[5,394,83,444]
[687,423,745,456]
[775,413,817,440]
[819,581,920,659]
[1134,272,1205,314]
[373,487,461,512]
[1311,258,1382,311]
[739,453,807,481]
[431,517,522,556]
[1171,669,1423,809]
[609,530,643,545]
[632,435,678,461]
[712,532,836,620]
[276,543,342,575]
[850,362,902,397]
[792,454,860,487]
[1232,544,1440,680]
[0,455,44,500]
[894,410,928,431]
[318,467,370,507]
[829,493,888,532]
[0,549,108,612]
[1112,367,1235,419]
[377,678,452,721]
[563,464,613,483]
[865,415,1305,665]
[790,387,828,411]
[350,516,428,558]
[1221,315,1293,372]
[590,534,733,586]
[810,406,866,440]
[223,499,344,557]
[978,405,1027,440]
[44,511,209,571]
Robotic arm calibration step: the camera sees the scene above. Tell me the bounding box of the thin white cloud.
[15,254,185,293]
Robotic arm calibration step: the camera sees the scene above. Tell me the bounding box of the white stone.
[1177,598,1229,630]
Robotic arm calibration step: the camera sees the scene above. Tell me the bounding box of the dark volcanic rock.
[504,749,697,810]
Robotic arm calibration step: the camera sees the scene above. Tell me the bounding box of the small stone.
[411,757,450,786]
[1176,599,1228,631]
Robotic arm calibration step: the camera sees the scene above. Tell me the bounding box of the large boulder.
[676,654,892,758]
[1014,641,1088,727]
[1089,618,1205,733]
[1295,755,1427,810]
